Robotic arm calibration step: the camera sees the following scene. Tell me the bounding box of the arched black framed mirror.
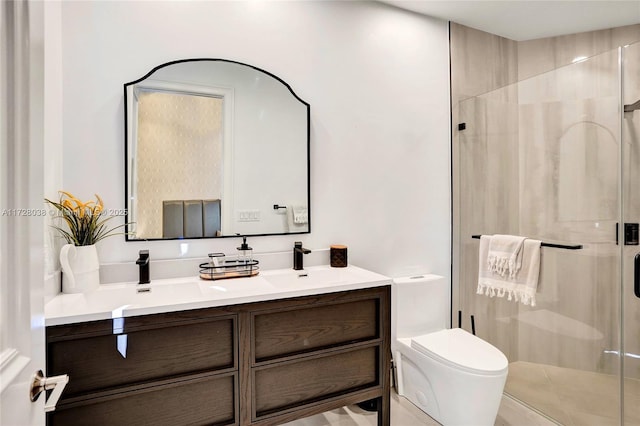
[124,59,310,241]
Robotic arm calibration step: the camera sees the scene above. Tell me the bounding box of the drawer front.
[48,374,236,426]
[253,346,379,417]
[48,317,235,397]
[253,299,378,361]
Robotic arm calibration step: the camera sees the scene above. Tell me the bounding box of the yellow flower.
[94,194,104,214]
[59,191,82,207]
[45,190,129,246]
[62,199,74,210]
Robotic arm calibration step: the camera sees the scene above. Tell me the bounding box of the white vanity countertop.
[45,265,392,326]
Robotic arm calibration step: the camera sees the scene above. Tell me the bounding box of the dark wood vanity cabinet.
[46,286,391,426]
[46,308,239,426]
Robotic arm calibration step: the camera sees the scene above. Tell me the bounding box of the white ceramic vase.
[60,244,100,293]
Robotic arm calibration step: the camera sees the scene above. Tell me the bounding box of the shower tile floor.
[505,361,640,426]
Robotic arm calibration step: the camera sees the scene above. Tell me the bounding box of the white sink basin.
[79,281,204,311]
[196,278,274,294]
[263,265,379,288]
[101,277,274,304]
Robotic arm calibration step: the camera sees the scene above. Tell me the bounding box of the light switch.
[238,210,261,222]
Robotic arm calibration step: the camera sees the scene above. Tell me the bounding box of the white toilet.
[392,275,508,426]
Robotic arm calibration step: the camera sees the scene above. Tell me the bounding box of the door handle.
[635,253,640,299]
[30,370,69,412]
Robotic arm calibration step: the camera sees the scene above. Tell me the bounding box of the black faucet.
[136,250,150,284]
[293,242,311,271]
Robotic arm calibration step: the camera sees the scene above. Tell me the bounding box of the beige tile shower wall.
[450,23,520,354]
[513,247,620,374]
[452,23,637,374]
[518,24,640,82]
[518,48,621,244]
[457,87,521,360]
[516,47,622,375]
[450,23,518,103]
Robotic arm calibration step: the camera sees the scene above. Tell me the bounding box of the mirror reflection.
[124,59,310,240]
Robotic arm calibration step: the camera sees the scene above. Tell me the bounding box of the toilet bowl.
[392,275,508,426]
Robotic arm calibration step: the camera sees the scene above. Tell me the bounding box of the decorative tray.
[199,255,259,281]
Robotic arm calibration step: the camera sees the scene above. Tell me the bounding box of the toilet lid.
[411,328,508,375]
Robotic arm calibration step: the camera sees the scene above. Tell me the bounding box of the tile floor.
[505,361,640,426]
[284,389,556,426]
[286,360,640,425]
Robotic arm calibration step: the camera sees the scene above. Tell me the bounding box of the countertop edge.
[45,266,392,327]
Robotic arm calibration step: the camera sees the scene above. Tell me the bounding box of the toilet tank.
[392,275,448,339]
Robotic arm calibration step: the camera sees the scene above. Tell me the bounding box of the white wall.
[44,1,64,300]
[58,0,451,280]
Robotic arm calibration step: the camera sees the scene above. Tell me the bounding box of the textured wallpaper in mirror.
[135,91,223,238]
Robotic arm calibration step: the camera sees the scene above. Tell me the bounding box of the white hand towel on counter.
[487,234,526,279]
[477,235,542,306]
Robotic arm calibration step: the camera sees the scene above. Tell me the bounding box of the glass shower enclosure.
[454,43,640,425]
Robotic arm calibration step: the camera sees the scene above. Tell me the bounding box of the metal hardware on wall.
[471,315,476,335]
[626,223,639,245]
[635,254,640,299]
[624,99,640,112]
[615,223,639,245]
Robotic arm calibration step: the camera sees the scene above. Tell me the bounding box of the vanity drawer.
[48,315,236,397]
[253,298,379,361]
[48,373,236,426]
[253,345,379,418]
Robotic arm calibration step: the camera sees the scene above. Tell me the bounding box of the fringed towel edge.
[487,254,520,279]
[476,282,537,307]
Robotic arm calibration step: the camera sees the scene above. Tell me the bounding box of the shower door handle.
[635,253,640,298]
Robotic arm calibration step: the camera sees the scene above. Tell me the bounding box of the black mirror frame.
[123,58,310,241]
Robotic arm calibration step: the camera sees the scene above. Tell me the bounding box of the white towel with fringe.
[477,235,542,306]
[487,234,526,279]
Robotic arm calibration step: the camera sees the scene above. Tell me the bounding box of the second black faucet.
[293,242,311,270]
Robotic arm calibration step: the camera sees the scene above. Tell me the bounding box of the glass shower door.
[622,41,640,426]
[456,46,625,425]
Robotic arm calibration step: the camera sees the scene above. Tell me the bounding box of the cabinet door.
[48,314,236,398]
[253,345,379,418]
[253,298,379,362]
[49,372,237,426]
